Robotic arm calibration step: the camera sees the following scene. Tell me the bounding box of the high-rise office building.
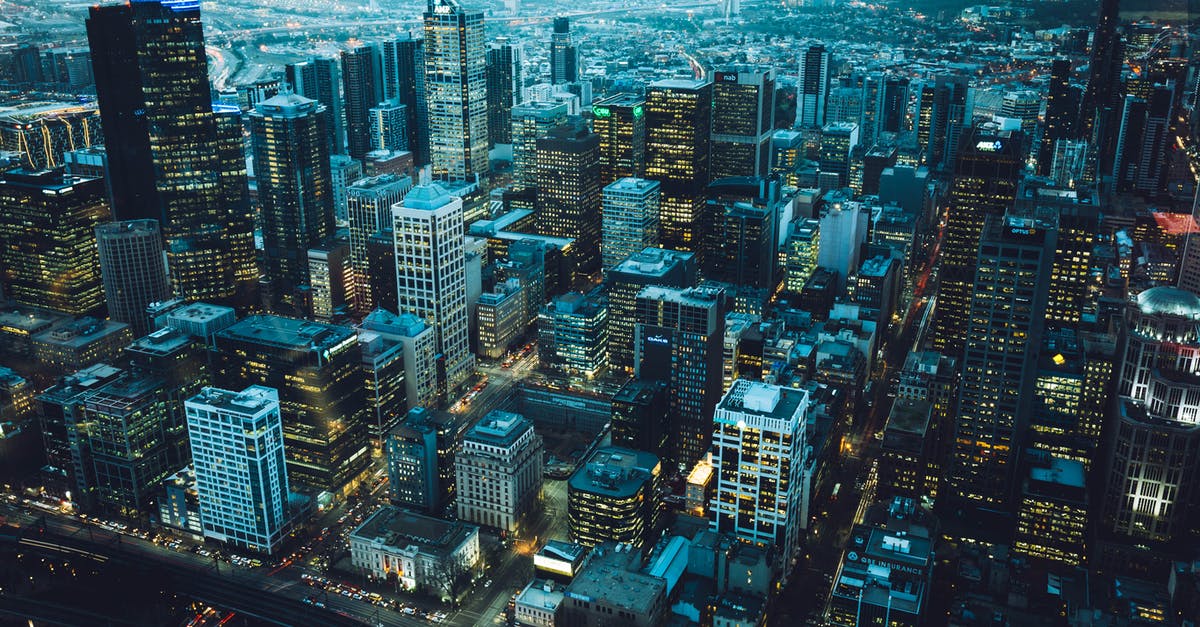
[386,413,439,512]
[704,177,779,294]
[307,239,352,320]
[87,0,252,302]
[486,38,523,147]
[393,180,474,397]
[341,45,381,161]
[286,57,344,155]
[611,379,670,459]
[646,79,713,257]
[549,17,578,85]
[710,380,810,571]
[186,386,291,555]
[535,119,602,275]
[819,122,860,187]
[213,315,370,496]
[999,90,1041,135]
[916,75,972,169]
[602,177,661,271]
[1080,0,1122,149]
[511,101,569,191]
[96,220,171,337]
[249,93,334,295]
[635,285,725,469]
[933,127,1023,357]
[1102,287,1200,550]
[1038,59,1079,176]
[380,36,427,165]
[424,0,488,181]
[568,447,662,551]
[796,43,830,129]
[368,103,408,153]
[455,411,543,532]
[710,67,775,179]
[212,105,259,303]
[877,74,910,136]
[1113,85,1174,196]
[785,218,820,291]
[346,175,412,314]
[948,208,1056,514]
[538,291,609,379]
[0,169,108,317]
[592,93,646,186]
[605,248,697,373]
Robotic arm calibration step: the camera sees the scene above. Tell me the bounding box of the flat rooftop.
[716,379,808,424]
[566,545,665,613]
[569,447,659,499]
[351,506,476,556]
[218,315,356,352]
[465,411,533,448]
[611,248,693,278]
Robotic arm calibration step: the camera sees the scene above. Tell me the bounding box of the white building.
[710,380,810,575]
[602,177,661,272]
[361,308,438,411]
[817,197,868,291]
[349,505,480,599]
[185,385,290,555]
[346,174,411,313]
[393,178,474,396]
[455,411,543,532]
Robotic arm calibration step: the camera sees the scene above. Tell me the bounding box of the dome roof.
[1136,286,1200,319]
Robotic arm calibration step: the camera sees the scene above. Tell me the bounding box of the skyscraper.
[933,127,1023,357]
[87,0,253,301]
[96,220,171,337]
[948,208,1056,515]
[510,101,569,191]
[710,67,775,179]
[213,315,370,496]
[635,285,725,470]
[878,74,910,135]
[1037,60,1079,176]
[819,122,860,187]
[368,102,409,153]
[917,75,972,170]
[606,248,698,374]
[341,45,381,161]
[486,38,523,147]
[536,119,602,275]
[646,79,713,258]
[249,93,333,296]
[704,178,779,295]
[710,380,810,571]
[186,385,291,555]
[393,179,474,397]
[549,17,578,85]
[602,178,661,271]
[346,175,412,315]
[1102,288,1200,553]
[796,43,830,129]
[0,169,108,317]
[212,105,259,304]
[286,57,344,155]
[592,93,646,186]
[381,36,427,165]
[1080,0,1122,148]
[539,291,609,378]
[456,411,543,532]
[424,0,489,181]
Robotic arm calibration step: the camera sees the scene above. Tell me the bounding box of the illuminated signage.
[646,335,670,345]
[975,140,1003,152]
[592,106,611,118]
[534,554,576,577]
[632,105,644,119]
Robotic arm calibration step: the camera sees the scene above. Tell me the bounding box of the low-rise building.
[477,278,525,359]
[33,317,132,372]
[514,579,566,627]
[349,506,481,599]
[560,543,667,627]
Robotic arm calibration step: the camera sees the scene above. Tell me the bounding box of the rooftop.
[189,385,279,416]
[569,447,660,498]
[1136,286,1200,320]
[611,248,694,278]
[0,101,97,125]
[464,411,534,448]
[34,318,129,348]
[604,177,659,194]
[565,544,665,612]
[884,398,932,435]
[164,302,236,325]
[218,315,357,352]
[1029,456,1085,489]
[716,379,809,426]
[350,506,477,557]
[126,327,194,356]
